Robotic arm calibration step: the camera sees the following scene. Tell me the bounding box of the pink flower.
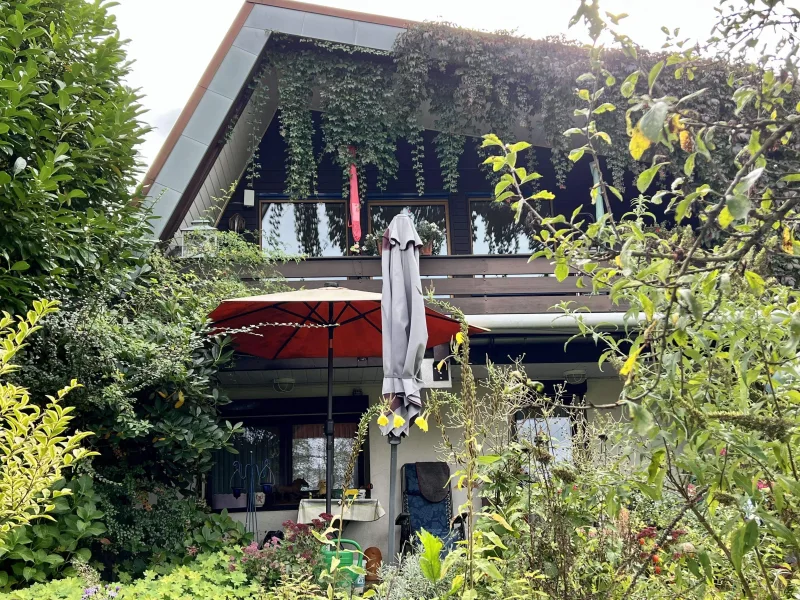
[719,448,727,456]
[757,480,771,491]
[687,484,696,497]
[186,545,199,557]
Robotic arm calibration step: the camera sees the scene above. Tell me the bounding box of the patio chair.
[396,462,466,554]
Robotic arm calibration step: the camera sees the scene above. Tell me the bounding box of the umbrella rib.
[269,304,326,325]
[270,305,322,360]
[304,302,330,326]
[339,305,382,334]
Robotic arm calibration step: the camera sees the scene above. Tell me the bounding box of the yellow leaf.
[157,391,167,398]
[783,227,794,254]
[415,415,428,432]
[718,206,734,229]
[669,114,685,133]
[174,391,185,409]
[377,413,389,427]
[393,413,405,429]
[629,127,651,160]
[490,513,514,531]
[619,347,642,378]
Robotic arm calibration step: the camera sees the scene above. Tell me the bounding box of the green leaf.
[636,162,667,193]
[648,61,664,91]
[0,80,17,89]
[733,167,764,196]
[639,102,669,142]
[744,271,765,296]
[532,190,555,200]
[494,179,511,196]
[417,529,444,583]
[568,148,585,162]
[780,173,800,182]
[507,141,531,152]
[718,206,734,229]
[10,260,29,271]
[592,103,616,114]
[628,401,654,436]
[620,71,639,98]
[554,262,569,282]
[683,153,696,176]
[726,195,750,219]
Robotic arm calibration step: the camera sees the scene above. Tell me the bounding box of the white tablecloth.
[297,499,385,524]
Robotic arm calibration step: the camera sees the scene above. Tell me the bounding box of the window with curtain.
[470,199,539,255]
[261,200,348,257]
[208,408,366,511]
[368,202,449,255]
[210,426,281,495]
[292,423,358,490]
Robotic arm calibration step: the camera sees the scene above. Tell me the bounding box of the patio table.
[297,498,385,524]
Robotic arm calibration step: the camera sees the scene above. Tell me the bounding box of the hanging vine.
[252,24,741,202]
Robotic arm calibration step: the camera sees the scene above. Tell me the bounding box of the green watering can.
[320,539,364,592]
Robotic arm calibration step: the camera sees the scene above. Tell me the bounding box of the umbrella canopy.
[208,285,479,516]
[380,214,427,437]
[208,287,466,360]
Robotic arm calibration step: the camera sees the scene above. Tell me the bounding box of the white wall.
[228,376,621,558]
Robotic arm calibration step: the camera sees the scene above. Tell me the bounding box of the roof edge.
[246,0,415,29]
[141,2,255,194]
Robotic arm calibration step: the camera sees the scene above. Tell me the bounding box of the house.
[142,0,630,556]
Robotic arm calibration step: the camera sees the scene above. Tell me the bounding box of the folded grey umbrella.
[380,213,428,436]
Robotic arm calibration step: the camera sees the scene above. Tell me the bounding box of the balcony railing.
[273,255,614,315]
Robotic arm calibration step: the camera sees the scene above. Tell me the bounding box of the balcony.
[271,255,614,315]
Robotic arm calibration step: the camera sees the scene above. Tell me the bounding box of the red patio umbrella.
[208,285,479,513]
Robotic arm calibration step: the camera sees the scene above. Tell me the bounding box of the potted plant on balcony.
[350,231,383,256]
[416,219,445,255]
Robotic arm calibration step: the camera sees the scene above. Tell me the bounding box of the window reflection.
[369,203,449,255]
[292,423,359,490]
[210,426,281,495]
[261,201,347,257]
[471,200,538,255]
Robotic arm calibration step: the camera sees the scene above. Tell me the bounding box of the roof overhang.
[141,0,410,241]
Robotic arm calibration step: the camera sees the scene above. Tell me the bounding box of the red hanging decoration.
[348,146,361,244]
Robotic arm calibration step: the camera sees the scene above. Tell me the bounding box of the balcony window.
[261,200,348,257]
[368,201,450,255]
[470,199,539,255]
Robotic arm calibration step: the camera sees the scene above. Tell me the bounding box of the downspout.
[590,162,604,224]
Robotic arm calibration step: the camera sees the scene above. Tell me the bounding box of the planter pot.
[420,240,434,256]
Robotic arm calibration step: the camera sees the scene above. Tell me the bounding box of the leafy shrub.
[94,475,251,578]
[0,301,95,538]
[0,0,151,312]
[0,551,261,600]
[237,516,331,588]
[0,476,104,589]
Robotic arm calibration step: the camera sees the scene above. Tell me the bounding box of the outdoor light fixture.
[243,189,255,207]
[180,218,217,259]
[563,369,587,385]
[273,378,295,393]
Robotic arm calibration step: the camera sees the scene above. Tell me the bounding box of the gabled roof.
[142,0,412,241]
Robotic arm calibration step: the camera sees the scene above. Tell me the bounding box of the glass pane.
[471,200,538,255]
[261,202,347,257]
[210,426,281,495]
[517,417,573,463]
[369,204,449,255]
[292,423,359,491]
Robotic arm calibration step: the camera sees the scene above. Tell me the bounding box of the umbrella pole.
[387,433,401,563]
[325,309,334,516]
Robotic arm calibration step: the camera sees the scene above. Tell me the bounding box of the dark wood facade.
[217,111,636,315]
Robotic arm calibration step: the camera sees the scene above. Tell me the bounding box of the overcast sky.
[110,0,721,172]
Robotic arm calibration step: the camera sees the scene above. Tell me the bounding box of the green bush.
[0,551,262,600]
[0,476,104,589]
[0,0,151,312]
[94,475,250,579]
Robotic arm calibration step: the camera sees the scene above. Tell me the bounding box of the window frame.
[512,381,588,463]
[367,199,452,256]
[258,198,350,258]
[207,395,370,513]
